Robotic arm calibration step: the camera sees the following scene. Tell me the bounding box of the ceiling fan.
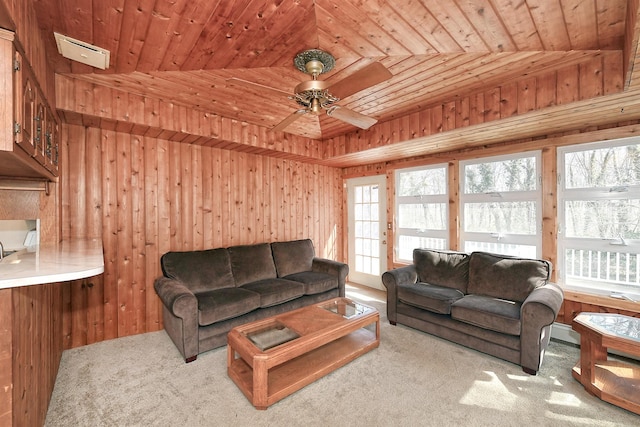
[227,49,392,133]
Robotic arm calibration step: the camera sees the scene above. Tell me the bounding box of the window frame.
[459,150,542,258]
[394,163,449,263]
[557,137,640,298]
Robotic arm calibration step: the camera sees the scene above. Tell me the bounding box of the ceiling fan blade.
[272,109,308,132]
[226,77,291,98]
[326,106,377,129]
[327,62,392,100]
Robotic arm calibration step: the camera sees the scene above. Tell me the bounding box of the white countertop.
[0,238,104,289]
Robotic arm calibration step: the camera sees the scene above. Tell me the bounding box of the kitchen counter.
[0,238,104,288]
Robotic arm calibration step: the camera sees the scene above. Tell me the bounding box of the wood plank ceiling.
[33,0,631,141]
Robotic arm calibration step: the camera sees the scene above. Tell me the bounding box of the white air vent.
[54,32,110,70]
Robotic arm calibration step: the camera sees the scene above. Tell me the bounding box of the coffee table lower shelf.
[572,361,640,414]
[228,329,377,409]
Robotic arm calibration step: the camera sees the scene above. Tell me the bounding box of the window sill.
[562,288,640,313]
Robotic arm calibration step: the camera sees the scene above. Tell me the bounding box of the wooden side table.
[571,312,640,415]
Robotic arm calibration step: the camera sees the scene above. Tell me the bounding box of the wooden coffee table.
[572,312,640,415]
[227,297,380,409]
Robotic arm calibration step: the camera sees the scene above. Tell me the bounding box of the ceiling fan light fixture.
[262,49,392,133]
[310,98,322,115]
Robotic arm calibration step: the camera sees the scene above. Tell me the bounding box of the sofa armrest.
[312,258,349,297]
[521,282,564,325]
[382,265,418,324]
[154,277,198,319]
[154,277,200,362]
[520,282,564,373]
[382,265,418,289]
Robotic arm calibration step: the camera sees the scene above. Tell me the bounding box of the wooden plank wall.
[0,289,11,426]
[54,74,324,163]
[11,283,64,427]
[328,51,623,159]
[60,124,343,347]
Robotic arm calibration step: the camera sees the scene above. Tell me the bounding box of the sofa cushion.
[282,271,337,295]
[228,243,277,286]
[196,288,260,326]
[413,249,470,293]
[451,294,522,336]
[161,248,234,293]
[468,252,551,303]
[398,282,465,315]
[241,279,305,308]
[271,239,315,277]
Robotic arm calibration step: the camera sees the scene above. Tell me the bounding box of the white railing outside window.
[565,248,640,285]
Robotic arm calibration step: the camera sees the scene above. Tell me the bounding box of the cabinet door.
[33,101,46,164]
[16,64,36,156]
[44,107,59,173]
[11,50,21,149]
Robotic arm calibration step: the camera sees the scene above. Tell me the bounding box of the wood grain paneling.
[60,124,344,346]
[10,283,64,427]
[2,10,639,427]
[0,289,12,427]
[325,52,626,166]
[55,51,640,171]
[30,0,632,139]
[55,74,324,163]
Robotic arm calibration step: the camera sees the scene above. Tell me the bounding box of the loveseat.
[154,239,348,362]
[382,249,564,374]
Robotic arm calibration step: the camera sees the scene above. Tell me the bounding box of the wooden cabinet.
[0,29,58,180]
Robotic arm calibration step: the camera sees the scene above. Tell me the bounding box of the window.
[460,152,541,258]
[558,138,640,298]
[395,164,448,262]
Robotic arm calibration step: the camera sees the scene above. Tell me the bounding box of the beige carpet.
[45,293,640,426]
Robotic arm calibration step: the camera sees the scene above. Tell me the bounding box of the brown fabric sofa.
[382,249,564,374]
[154,239,348,362]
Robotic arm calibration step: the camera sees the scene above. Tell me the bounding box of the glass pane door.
[347,175,387,290]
